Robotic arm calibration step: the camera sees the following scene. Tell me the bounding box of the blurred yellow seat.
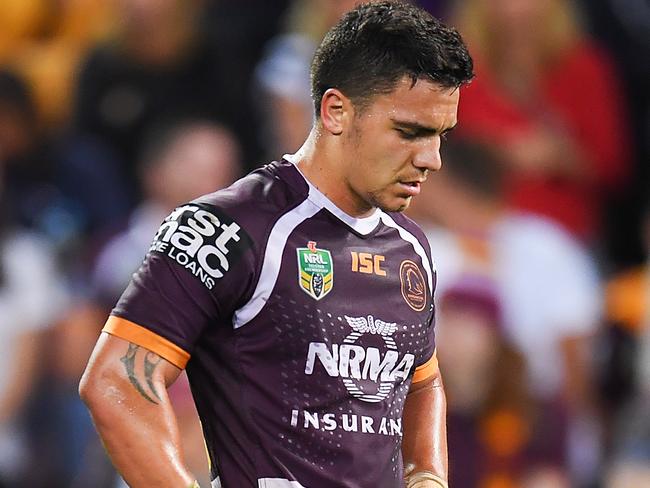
[1,0,119,126]
[0,0,48,62]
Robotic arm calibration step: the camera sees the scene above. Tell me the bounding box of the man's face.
[341,77,459,215]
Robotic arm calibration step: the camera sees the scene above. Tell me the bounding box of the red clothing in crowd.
[458,42,630,240]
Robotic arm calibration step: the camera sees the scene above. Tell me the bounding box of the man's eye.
[396,128,418,139]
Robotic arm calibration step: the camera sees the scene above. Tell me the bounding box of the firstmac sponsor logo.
[149,204,247,289]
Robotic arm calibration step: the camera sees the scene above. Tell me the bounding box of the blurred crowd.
[0,0,647,487]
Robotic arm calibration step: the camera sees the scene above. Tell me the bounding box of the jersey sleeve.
[412,349,439,383]
[104,202,255,368]
[411,299,438,383]
[411,233,439,383]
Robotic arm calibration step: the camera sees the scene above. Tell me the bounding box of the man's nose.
[412,137,442,172]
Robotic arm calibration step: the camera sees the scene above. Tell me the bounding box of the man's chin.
[376,197,412,213]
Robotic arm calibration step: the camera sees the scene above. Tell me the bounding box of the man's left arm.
[402,356,448,488]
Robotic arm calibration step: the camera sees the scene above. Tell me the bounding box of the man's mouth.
[397,180,422,196]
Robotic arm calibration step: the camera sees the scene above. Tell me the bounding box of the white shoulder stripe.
[233,198,321,328]
[258,478,306,488]
[379,213,435,293]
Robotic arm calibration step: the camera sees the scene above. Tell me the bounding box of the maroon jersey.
[105,160,438,488]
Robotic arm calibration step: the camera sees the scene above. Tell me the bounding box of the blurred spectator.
[438,276,571,488]
[202,0,290,170]
[255,0,364,157]
[0,156,67,484]
[0,69,129,250]
[602,266,647,412]
[601,205,650,486]
[580,0,650,268]
[409,142,603,485]
[452,0,631,242]
[72,0,245,205]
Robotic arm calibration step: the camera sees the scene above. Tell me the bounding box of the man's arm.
[402,360,448,488]
[79,332,196,488]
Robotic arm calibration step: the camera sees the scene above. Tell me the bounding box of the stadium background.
[0,0,648,487]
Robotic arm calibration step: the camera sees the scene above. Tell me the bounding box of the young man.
[79,2,474,487]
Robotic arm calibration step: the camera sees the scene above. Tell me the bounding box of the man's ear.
[319,88,353,136]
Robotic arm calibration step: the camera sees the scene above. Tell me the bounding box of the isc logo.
[350,251,386,276]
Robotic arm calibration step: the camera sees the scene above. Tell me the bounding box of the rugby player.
[80,2,474,487]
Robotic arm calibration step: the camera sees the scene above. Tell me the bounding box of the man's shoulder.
[385,211,430,247]
[192,161,308,230]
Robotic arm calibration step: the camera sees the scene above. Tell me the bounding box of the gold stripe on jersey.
[411,349,438,383]
[103,315,190,369]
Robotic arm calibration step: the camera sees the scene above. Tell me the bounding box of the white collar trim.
[283,153,380,235]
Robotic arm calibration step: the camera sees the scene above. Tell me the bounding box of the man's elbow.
[78,365,93,405]
[78,361,103,411]
[78,361,119,413]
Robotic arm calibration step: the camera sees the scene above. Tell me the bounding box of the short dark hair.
[310,1,474,117]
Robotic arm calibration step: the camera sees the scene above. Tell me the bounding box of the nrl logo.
[297,241,333,300]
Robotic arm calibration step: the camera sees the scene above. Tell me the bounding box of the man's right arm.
[79,332,197,488]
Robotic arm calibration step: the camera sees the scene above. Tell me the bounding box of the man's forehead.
[374,79,459,121]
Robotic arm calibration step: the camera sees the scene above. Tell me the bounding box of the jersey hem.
[103,315,190,369]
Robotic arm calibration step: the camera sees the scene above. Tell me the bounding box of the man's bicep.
[82,332,183,405]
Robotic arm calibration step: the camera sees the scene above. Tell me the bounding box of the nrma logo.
[305,315,414,403]
[150,205,242,289]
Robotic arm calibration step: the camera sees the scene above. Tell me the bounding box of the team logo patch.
[399,260,427,311]
[297,241,333,300]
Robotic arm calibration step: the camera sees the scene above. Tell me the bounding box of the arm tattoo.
[120,344,161,404]
[144,352,163,402]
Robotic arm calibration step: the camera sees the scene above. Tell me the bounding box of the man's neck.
[293,129,372,218]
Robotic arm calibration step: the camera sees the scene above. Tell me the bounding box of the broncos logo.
[399,260,426,311]
[405,268,424,295]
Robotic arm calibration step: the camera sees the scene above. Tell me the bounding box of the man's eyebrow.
[391,119,457,134]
